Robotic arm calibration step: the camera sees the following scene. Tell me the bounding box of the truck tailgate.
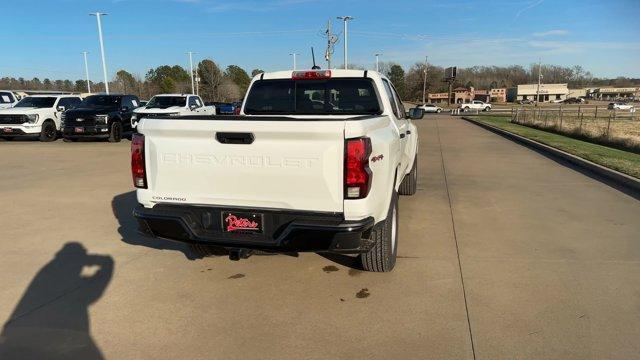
[141,119,345,212]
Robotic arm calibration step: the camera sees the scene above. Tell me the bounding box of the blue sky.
[2,0,639,81]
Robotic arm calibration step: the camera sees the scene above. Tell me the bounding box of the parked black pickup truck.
[62,94,140,142]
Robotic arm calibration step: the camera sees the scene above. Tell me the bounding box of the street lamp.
[289,53,298,70]
[337,16,354,69]
[374,53,382,72]
[187,51,197,94]
[89,12,109,94]
[82,51,91,93]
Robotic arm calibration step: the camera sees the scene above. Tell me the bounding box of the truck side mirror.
[56,106,66,112]
[407,108,424,120]
[189,104,197,110]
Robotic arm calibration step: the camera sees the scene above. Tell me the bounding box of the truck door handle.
[216,132,255,144]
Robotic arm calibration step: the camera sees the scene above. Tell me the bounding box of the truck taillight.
[345,137,372,199]
[131,133,147,189]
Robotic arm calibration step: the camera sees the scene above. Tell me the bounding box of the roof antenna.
[311,47,321,69]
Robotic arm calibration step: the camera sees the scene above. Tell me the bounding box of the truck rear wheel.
[360,193,398,272]
[399,156,417,196]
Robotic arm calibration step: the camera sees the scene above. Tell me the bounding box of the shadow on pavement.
[0,243,113,360]
[111,191,200,260]
[318,253,363,270]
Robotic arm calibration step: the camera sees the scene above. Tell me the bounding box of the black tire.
[39,121,57,142]
[484,106,490,112]
[398,155,418,196]
[108,122,123,143]
[360,192,398,272]
[437,109,442,113]
[463,106,470,111]
[189,244,229,257]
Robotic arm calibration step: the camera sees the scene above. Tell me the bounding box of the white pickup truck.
[132,69,422,272]
[0,95,82,141]
[131,94,215,130]
[460,100,491,111]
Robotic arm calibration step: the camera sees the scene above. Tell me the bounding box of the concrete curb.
[461,116,640,194]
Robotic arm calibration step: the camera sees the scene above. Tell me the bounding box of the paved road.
[0,116,638,359]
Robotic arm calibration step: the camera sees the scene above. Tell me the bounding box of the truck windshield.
[14,97,56,108]
[0,92,15,103]
[244,78,382,115]
[146,96,186,109]
[80,95,121,108]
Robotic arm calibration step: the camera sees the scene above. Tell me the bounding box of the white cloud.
[533,29,569,37]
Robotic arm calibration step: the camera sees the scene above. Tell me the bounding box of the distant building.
[428,87,503,103]
[474,89,490,102]
[592,87,639,100]
[490,88,507,103]
[516,83,569,102]
[427,92,449,104]
[567,88,587,99]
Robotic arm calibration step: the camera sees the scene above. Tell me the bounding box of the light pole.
[289,53,298,70]
[536,58,542,105]
[187,51,196,94]
[90,12,109,94]
[337,16,354,69]
[422,56,428,105]
[82,51,91,93]
[374,53,382,72]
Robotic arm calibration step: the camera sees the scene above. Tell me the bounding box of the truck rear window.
[244,78,382,115]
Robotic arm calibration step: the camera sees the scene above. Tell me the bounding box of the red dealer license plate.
[222,211,263,234]
[75,127,84,133]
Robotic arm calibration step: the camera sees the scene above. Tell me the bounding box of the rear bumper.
[62,125,110,138]
[133,204,376,253]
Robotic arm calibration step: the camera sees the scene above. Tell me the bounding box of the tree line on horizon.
[1,60,638,103]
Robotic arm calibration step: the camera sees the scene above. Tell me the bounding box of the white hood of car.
[135,106,184,114]
[0,107,41,115]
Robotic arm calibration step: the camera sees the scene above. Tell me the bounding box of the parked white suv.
[131,94,215,130]
[0,91,22,109]
[0,95,82,141]
[460,100,491,111]
[132,69,421,272]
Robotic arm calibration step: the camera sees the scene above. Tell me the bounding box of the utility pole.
[90,12,109,94]
[289,53,298,70]
[536,58,542,105]
[337,16,354,69]
[324,19,338,69]
[374,53,382,72]
[187,51,196,94]
[82,51,91,93]
[422,56,428,105]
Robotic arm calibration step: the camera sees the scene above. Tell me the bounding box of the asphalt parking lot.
[1,116,639,359]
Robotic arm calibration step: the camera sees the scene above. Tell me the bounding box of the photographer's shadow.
[0,242,113,359]
[112,191,199,260]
